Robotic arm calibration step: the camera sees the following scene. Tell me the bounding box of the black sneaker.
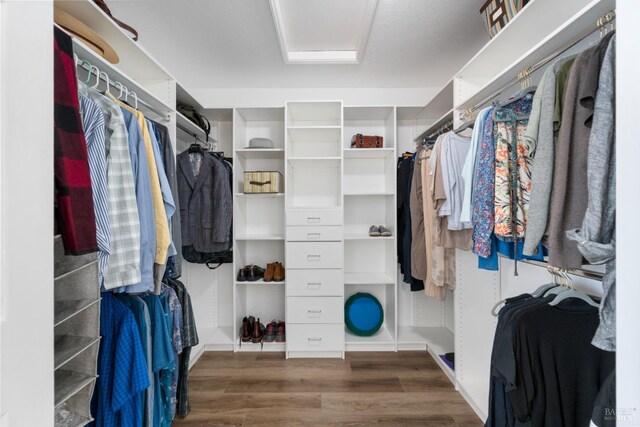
[237,266,250,282]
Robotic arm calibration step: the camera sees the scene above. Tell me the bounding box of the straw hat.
[54,7,119,64]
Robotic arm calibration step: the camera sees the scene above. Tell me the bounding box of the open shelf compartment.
[343,106,395,149]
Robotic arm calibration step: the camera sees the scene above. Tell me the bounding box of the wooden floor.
[173,351,483,427]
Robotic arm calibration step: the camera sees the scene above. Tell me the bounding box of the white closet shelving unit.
[342,106,397,351]
[285,101,345,358]
[232,107,286,352]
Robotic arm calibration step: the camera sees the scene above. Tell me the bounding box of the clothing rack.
[72,51,170,121]
[426,119,454,140]
[464,9,616,117]
[498,254,605,281]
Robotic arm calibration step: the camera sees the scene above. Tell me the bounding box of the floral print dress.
[492,92,535,242]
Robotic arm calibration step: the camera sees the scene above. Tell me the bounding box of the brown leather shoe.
[252,318,264,343]
[273,262,285,282]
[241,317,251,342]
[263,263,275,282]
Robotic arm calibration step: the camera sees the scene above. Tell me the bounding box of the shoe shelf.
[344,234,394,241]
[235,279,286,285]
[345,325,395,345]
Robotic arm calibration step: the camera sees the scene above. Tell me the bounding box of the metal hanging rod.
[464,9,616,116]
[499,255,604,281]
[426,119,454,140]
[73,53,170,121]
[176,122,208,140]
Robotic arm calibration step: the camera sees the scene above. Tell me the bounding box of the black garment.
[591,371,616,427]
[398,156,424,291]
[508,300,615,427]
[397,156,411,270]
[166,278,198,417]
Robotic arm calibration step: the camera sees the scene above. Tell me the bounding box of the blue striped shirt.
[78,93,110,279]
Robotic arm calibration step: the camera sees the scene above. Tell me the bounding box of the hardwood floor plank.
[399,375,457,392]
[452,414,485,427]
[224,376,404,393]
[187,392,322,415]
[321,392,478,417]
[243,413,458,426]
[349,359,439,374]
[188,376,231,393]
[173,414,246,426]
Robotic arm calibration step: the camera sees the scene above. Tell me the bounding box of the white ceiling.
[108,0,488,91]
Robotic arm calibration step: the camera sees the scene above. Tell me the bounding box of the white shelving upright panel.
[285,101,345,358]
[342,106,397,351]
[232,107,286,352]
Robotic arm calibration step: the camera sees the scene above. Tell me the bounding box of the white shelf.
[236,340,286,352]
[176,111,208,139]
[345,325,395,345]
[344,273,395,285]
[343,148,395,159]
[288,156,341,161]
[287,125,342,130]
[235,279,286,285]
[235,234,284,241]
[429,346,456,384]
[455,0,616,110]
[344,234,394,241]
[423,326,455,356]
[344,192,394,196]
[235,193,284,198]
[235,149,285,159]
[55,0,173,82]
[200,326,235,346]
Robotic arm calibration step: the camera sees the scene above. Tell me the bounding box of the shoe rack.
[285,101,345,358]
[342,107,398,351]
[232,107,287,352]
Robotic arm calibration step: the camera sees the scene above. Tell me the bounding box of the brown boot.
[241,317,251,342]
[274,262,285,282]
[263,263,275,282]
[252,318,264,343]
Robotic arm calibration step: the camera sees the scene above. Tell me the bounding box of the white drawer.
[286,324,344,352]
[287,242,343,269]
[287,269,343,296]
[287,209,342,226]
[287,226,342,242]
[287,297,343,324]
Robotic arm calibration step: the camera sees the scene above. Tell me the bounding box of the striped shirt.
[80,83,142,289]
[78,93,110,280]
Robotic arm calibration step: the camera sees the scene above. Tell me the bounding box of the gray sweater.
[523,56,576,256]
[567,36,616,352]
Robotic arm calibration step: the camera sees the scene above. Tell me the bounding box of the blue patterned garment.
[471,108,495,258]
[92,292,149,427]
[162,284,184,419]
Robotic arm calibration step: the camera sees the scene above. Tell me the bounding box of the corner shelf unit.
[53,236,100,426]
[232,107,287,352]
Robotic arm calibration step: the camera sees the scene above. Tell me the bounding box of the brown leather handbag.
[351,134,384,148]
[93,0,139,41]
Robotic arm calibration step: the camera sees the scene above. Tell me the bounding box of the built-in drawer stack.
[53,236,100,426]
[286,210,344,357]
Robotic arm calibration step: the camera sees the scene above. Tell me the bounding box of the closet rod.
[426,119,454,139]
[466,9,616,115]
[499,255,605,281]
[74,55,170,121]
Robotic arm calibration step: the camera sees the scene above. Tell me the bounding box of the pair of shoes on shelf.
[368,225,392,237]
[264,262,285,282]
[237,265,265,282]
[263,320,286,343]
[241,316,266,343]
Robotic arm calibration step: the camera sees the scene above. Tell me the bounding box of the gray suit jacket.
[177,151,232,253]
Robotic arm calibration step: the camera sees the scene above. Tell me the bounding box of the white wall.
[192,87,440,109]
[0,0,54,425]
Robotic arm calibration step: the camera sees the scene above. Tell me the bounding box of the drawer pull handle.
[308,337,322,342]
[307,217,321,223]
[307,282,322,288]
[307,233,321,239]
[308,310,322,315]
[307,255,321,262]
